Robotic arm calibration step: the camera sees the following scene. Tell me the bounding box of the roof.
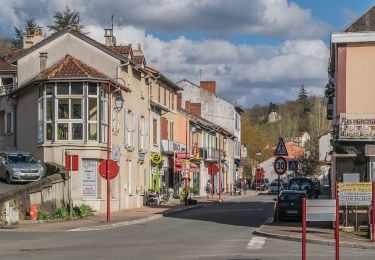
[1,48,23,60]
[0,58,17,72]
[34,54,109,81]
[145,66,183,91]
[344,4,375,32]
[179,108,234,138]
[107,45,132,57]
[133,55,145,66]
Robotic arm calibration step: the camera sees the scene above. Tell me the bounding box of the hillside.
[241,87,330,164]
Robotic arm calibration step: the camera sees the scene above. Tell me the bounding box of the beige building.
[0,26,154,212]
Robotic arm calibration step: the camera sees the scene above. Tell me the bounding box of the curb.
[67,203,213,232]
[253,229,375,250]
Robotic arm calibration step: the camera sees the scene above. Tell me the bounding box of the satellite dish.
[112,36,117,46]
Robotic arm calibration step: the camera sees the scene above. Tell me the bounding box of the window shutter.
[161,117,168,140]
[145,117,149,152]
[138,115,142,151]
[132,113,136,149]
[10,112,14,134]
[124,110,128,148]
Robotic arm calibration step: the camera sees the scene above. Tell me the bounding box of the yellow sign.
[151,153,162,164]
[338,182,372,192]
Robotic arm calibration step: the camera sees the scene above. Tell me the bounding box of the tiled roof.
[133,55,145,65]
[107,45,132,57]
[1,48,23,60]
[0,58,17,71]
[34,54,109,81]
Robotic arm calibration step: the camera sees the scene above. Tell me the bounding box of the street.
[0,195,374,260]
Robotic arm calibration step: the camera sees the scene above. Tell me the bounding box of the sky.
[0,0,374,108]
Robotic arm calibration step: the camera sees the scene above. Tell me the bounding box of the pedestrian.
[205,180,211,198]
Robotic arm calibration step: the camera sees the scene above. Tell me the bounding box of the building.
[268,112,281,123]
[176,79,244,192]
[327,5,375,189]
[0,26,154,212]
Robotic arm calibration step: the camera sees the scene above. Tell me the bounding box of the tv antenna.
[110,15,123,46]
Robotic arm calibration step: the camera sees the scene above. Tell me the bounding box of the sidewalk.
[254,219,375,249]
[2,191,256,233]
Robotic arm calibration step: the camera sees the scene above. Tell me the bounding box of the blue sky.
[0,0,374,108]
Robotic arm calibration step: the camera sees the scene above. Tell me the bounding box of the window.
[153,119,157,145]
[235,112,240,130]
[5,112,13,135]
[37,82,105,142]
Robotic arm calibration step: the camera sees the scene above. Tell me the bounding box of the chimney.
[23,27,44,49]
[104,28,115,47]
[177,93,182,110]
[134,43,143,56]
[185,101,201,117]
[200,81,216,94]
[70,24,79,31]
[39,52,48,71]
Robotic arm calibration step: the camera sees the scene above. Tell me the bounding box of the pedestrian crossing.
[246,236,267,250]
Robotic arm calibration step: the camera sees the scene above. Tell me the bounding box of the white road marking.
[246,236,266,250]
[264,216,273,224]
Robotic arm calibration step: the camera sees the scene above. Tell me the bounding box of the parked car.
[274,190,307,221]
[287,178,320,199]
[268,179,288,194]
[0,151,45,184]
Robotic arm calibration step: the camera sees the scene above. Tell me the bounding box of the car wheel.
[6,172,11,184]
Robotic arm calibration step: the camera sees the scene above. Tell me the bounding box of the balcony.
[0,83,15,96]
[161,140,186,154]
[336,113,375,141]
[199,147,224,162]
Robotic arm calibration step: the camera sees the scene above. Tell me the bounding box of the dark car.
[287,178,320,199]
[274,190,307,221]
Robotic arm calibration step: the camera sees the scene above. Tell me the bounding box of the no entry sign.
[99,159,119,180]
[274,156,287,175]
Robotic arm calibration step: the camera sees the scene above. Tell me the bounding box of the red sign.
[99,159,119,180]
[274,156,287,175]
[65,154,78,171]
[174,152,189,172]
[208,165,218,175]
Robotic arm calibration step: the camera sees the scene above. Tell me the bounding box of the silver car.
[0,151,45,184]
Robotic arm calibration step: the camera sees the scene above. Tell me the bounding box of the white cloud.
[85,25,329,107]
[0,0,328,40]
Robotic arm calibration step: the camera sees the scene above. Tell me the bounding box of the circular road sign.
[99,159,119,180]
[274,156,287,175]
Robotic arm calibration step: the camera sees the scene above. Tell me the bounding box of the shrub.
[73,204,94,217]
[37,211,50,220]
[54,208,69,219]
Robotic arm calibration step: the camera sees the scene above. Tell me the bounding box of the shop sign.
[338,182,372,206]
[82,160,97,198]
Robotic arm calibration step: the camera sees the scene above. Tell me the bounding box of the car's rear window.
[280,193,305,201]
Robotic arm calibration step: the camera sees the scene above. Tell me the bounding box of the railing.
[336,113,375,140]
[0,83,15,96]
[199,147,224,161]
[160,140,186,154]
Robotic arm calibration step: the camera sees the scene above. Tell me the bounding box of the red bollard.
[29,204,38,221]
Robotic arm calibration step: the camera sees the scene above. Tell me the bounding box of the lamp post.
[185,117,189,206]
[106,77,126,224]
[255,149,261,192]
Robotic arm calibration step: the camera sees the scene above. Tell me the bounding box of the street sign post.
[274,156,287,175]
[274,137,288,156]
[99,159,119,180]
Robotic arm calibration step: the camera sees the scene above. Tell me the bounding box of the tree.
[0,39,13,56]
[297,85,310,131]
[48,6,83,32]
[13,19,39,48]
[296,138,319,178]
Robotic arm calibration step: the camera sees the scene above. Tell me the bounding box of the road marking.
[246,236,266,250]
[264,217,273,224]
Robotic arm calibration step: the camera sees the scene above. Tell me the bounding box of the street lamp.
[115,94,124,109]
[106,76,127,224]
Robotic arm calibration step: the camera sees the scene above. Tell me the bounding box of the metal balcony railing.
[199,147,224,162]
[0,83,15,96]
[161,140,186,154]
[336,113,375,140]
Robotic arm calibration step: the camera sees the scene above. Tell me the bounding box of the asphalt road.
[0,195,374,259]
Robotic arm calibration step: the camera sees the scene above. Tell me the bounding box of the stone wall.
[0,163,69,223]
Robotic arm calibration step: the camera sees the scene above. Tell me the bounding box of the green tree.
[297,85,310,131]
[296,137,319,177]
[48,6,83,32]
[13,19,39,48]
